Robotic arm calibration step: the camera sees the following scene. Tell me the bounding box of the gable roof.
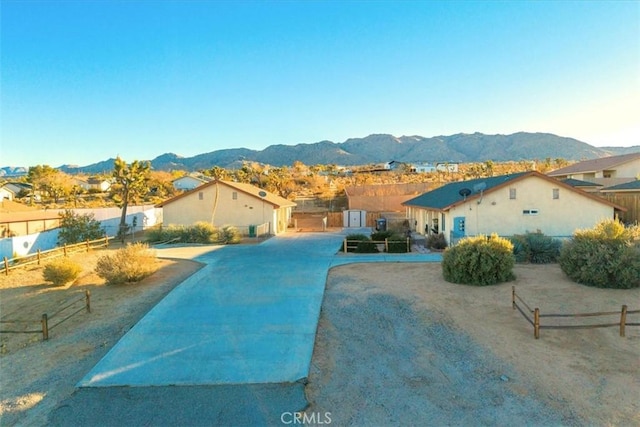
[548,152,640,176]
[403,171,624,211]
[560,178,602,188]
[601,180,640,192]
[156,179,296,209]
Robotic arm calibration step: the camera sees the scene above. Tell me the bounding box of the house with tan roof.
[403,171,625,245]
[157,180,296,235]
[547,152,640,187]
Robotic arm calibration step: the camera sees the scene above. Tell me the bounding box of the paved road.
[51,231,441,426]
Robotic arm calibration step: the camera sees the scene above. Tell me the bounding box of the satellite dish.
[258,191,267,198]
[473,182,487,193]
[459,188,472,198]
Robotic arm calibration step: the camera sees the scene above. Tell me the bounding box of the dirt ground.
[0,248,638,426]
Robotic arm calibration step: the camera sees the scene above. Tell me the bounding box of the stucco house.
[172,174,213,191]
[157,180,296,235]
[547,152,640,188]
[403,171,625,245]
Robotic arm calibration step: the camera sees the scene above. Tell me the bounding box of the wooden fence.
[2,236,112,275]
[512,286,639,339]
[0,290,91,340]
[343,238,411,253]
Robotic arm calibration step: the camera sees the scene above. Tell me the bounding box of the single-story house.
[172,174,213,191]
[547,152,640,188]
[157,180,296,235]
[0,182,33,201]
[403,171,625,244]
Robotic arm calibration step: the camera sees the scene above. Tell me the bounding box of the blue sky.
[1,0,639,167]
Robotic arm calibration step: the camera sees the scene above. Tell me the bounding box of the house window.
[523,209,539,215]
[552,188,559,199]
[232,191,238,200]
[198,192,203,200]
[509,188,516,199]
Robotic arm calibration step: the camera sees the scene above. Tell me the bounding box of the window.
[523,209,539,215]
[232,191,238,200]
[552,188,559,199]
[509,188,516,199]
[198,192,203,200]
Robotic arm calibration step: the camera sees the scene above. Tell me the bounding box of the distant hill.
[22,132,640,174]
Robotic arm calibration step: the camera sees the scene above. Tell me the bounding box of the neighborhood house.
[157,180,296,235]
[403,171,625,245]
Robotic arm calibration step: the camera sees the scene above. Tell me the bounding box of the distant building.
[172,174,213,191]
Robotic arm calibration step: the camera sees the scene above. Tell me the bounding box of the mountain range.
[4,132,639,175]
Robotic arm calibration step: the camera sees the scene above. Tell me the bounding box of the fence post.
[41,314,49,340]
[512,286,515,309]
[63,244,67,257]
[86,290,91,313]
[385,238,389,252]
[86,239,90,252]
[343,239,347,253]
[3,257,8,275]
[534,308,540,339]
[105,235,109,247]
[620,305,628,337]
[406,237,410,252]
[37,249,41,265]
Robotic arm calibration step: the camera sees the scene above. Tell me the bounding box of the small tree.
[58,210,105,245]
[111,157,151,242]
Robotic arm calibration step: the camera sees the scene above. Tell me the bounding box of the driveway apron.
[78,233,346,387]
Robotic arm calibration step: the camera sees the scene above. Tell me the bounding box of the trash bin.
[248,225,256,237]
[376,218,387,232]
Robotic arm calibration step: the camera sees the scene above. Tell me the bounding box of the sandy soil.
[0,249,638,426]
[306,263,640,426]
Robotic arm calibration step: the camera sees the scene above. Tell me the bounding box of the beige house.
[403,171,625,244]
[547,152,640,188]
[157,180,296,235]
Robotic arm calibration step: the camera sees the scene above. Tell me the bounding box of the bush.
[58,210,105,245]
[342,233,370,252]
[426,233,448,250]
[219,226,242,244]
[371,231,393,241]
[559,219,640,289]
[43,258,82,286]
[442,234,515,286]
[145,223,218,244]
[510,231,561,264]
[95,243,158,284]
[386,234,410,253]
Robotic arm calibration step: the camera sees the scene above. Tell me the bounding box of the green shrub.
[559,219,640,289]
[509,236,529,262]
[95,243,158,284]
[43,258,82,286]
[58,210,105,245]
[219,226,242,244]
[356,240,379,253]
[442,234,515,286]
[426,233,448,250]
[371,231,393,241]
[342,234,371,252]
[386,234,410,253]
[145,223,219,244]
[509,232,561,264]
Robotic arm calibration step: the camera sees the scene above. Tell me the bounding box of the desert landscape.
[0,245,638,426]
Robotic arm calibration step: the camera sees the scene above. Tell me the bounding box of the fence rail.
[2,236,112,275]
[0,290,91,340]
[342,238,411,253]
[511,286,639,339]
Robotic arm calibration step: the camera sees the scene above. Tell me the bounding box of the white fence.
[0,206,162,259]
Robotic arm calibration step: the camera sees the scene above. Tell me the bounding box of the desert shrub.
[371,231,393,241]
[386,234,410,253]
[182,222,218,244]
[510,232,560,264]
[442,234,515,286]
[219,226,242,244]
[342,233,370,252]
[356,240,379,253]
[426,233,448,250]
[559,219,640,289]
[58,210,105,245]
[144,225,177,243]
[95,243,158,284]
[43,258,82,286]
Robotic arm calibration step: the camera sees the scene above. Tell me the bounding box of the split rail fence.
[512,286,639,339]
[3,236,112,275]
[0,290,91,341]
[343,238,411,253]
